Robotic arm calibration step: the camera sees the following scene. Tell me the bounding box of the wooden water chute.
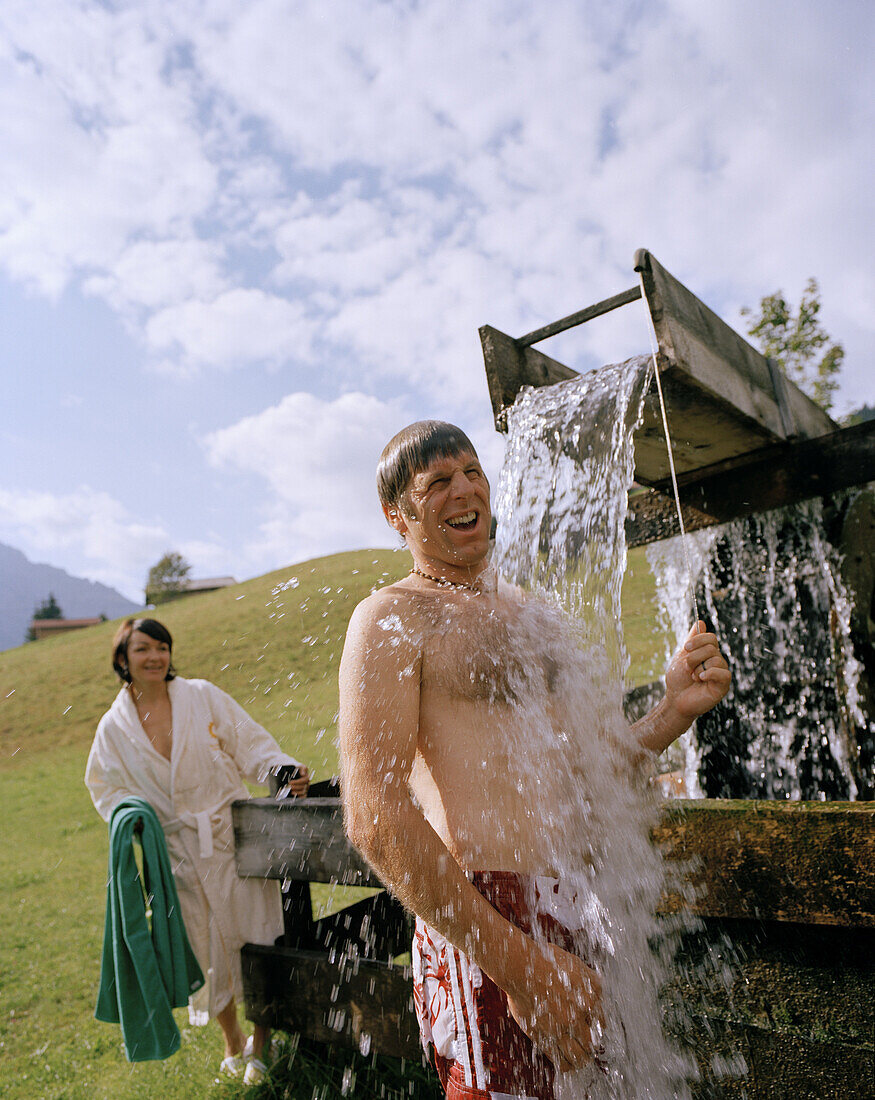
[233,792,874,1096]
[480,249,875,547]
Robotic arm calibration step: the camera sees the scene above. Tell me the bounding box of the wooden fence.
[232,792,874,1096]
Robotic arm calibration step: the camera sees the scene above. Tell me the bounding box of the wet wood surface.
[236,796,874,1088]
[233,796,383,887]
[653,799,875,927]
[234,797,874,927]
[634,249,834,450]
[241,943,422,1060]
[480,249,838,485]
[625,418,875,545]
[480,323,577,428]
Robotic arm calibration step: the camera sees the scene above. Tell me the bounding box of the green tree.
[146,551,192,605]
[25,592,64,641]
[845,403,874,425]
[33,593,63,620]
[741,277,844,413]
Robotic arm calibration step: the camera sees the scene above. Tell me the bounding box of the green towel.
[95,797,204,1061]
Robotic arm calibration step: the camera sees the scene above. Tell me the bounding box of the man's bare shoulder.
[344,580,434,654]
[350,579,429,622]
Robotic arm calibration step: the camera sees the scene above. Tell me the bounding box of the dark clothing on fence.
[95,797,204,1061]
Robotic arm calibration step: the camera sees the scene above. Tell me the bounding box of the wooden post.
[479,324,577,429]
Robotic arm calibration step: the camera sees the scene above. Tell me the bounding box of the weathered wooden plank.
[669,920,874,1052]
[625,419,875,545]
[634,249,835,444]
[236,797,874,927]
[232,798,384,887]
[677,1014,874,1100]
[314,892,412,961]
[654,800,875,928]
[634,364,780,480]
[237,798,873,1089]
[664,418,875,522]
[480,251,837,485]
[241,944,422,1060]
[517,285,641,348]
[479,323,578,429]
[625,486,721,548]
[242,933,873,1096]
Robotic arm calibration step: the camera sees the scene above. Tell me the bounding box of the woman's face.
[126,629,171,687]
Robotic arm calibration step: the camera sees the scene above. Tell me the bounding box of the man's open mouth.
[445,511,478,530]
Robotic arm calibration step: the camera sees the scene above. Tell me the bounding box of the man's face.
[387,450,492,569]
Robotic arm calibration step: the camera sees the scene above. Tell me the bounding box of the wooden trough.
[480,249,875,546]
[233,791,874,1097]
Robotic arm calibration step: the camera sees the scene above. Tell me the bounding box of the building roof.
[30,617,104,639]
[31,617,104,630]
[182,576,237,592]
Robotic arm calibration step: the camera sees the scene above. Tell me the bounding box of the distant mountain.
[0,543,140,652]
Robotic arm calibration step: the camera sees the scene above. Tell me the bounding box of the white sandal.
[219,1052,246,1077]
[243,1056,268,1085]
[243,1033,281,1062]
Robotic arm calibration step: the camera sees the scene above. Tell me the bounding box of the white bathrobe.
[85,677,300,1022]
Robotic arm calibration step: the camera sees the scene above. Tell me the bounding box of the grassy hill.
[0,545,663,1100]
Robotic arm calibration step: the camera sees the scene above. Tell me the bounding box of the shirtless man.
[339,421,730,1099]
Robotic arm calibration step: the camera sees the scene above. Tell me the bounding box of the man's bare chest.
[419,605,560,705]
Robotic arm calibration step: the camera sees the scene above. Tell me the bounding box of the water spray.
[637,271,702,633]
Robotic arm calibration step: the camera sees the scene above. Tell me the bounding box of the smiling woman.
[84,617,311,1084]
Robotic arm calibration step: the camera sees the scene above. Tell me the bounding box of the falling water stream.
[648,499,866,801]
[492,357,702,1098]
[488,355,869,1096]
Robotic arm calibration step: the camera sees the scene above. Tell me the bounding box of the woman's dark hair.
[112,618,176,683]
[377,420,477,511]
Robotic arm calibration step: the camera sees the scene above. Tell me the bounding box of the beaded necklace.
[409,566,480,592]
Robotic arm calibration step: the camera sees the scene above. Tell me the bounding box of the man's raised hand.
[664,621,731,720]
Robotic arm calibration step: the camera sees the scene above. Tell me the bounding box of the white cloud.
[145,288,310,373]
[0,4,217,297]
[0,486,169,599]
[203,391,410,568]
[1,0,871,404]
[0,0,872,592]
[0,486,236,600]
[83,238,227,314]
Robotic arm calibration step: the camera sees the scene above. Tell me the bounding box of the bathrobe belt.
[163,809,228,859]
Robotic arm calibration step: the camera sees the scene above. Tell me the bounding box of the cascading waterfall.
[492,356,718,1098]
[494,356,650,667]
[648,499,866,800]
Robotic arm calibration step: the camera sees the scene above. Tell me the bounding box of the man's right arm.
[338,593,601,1070]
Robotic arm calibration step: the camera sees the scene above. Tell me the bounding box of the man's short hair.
[377,421,477,510]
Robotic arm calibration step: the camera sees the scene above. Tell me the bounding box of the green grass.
[0,545,663,1099]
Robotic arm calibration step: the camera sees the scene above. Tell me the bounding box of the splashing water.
[492,358,700,1098]
[649,498,866,800]
[494,358,650,670]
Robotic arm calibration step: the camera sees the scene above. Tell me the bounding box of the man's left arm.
[632,621,731,756]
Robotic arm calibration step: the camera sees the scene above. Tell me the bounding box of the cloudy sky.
[1,0,872,602]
